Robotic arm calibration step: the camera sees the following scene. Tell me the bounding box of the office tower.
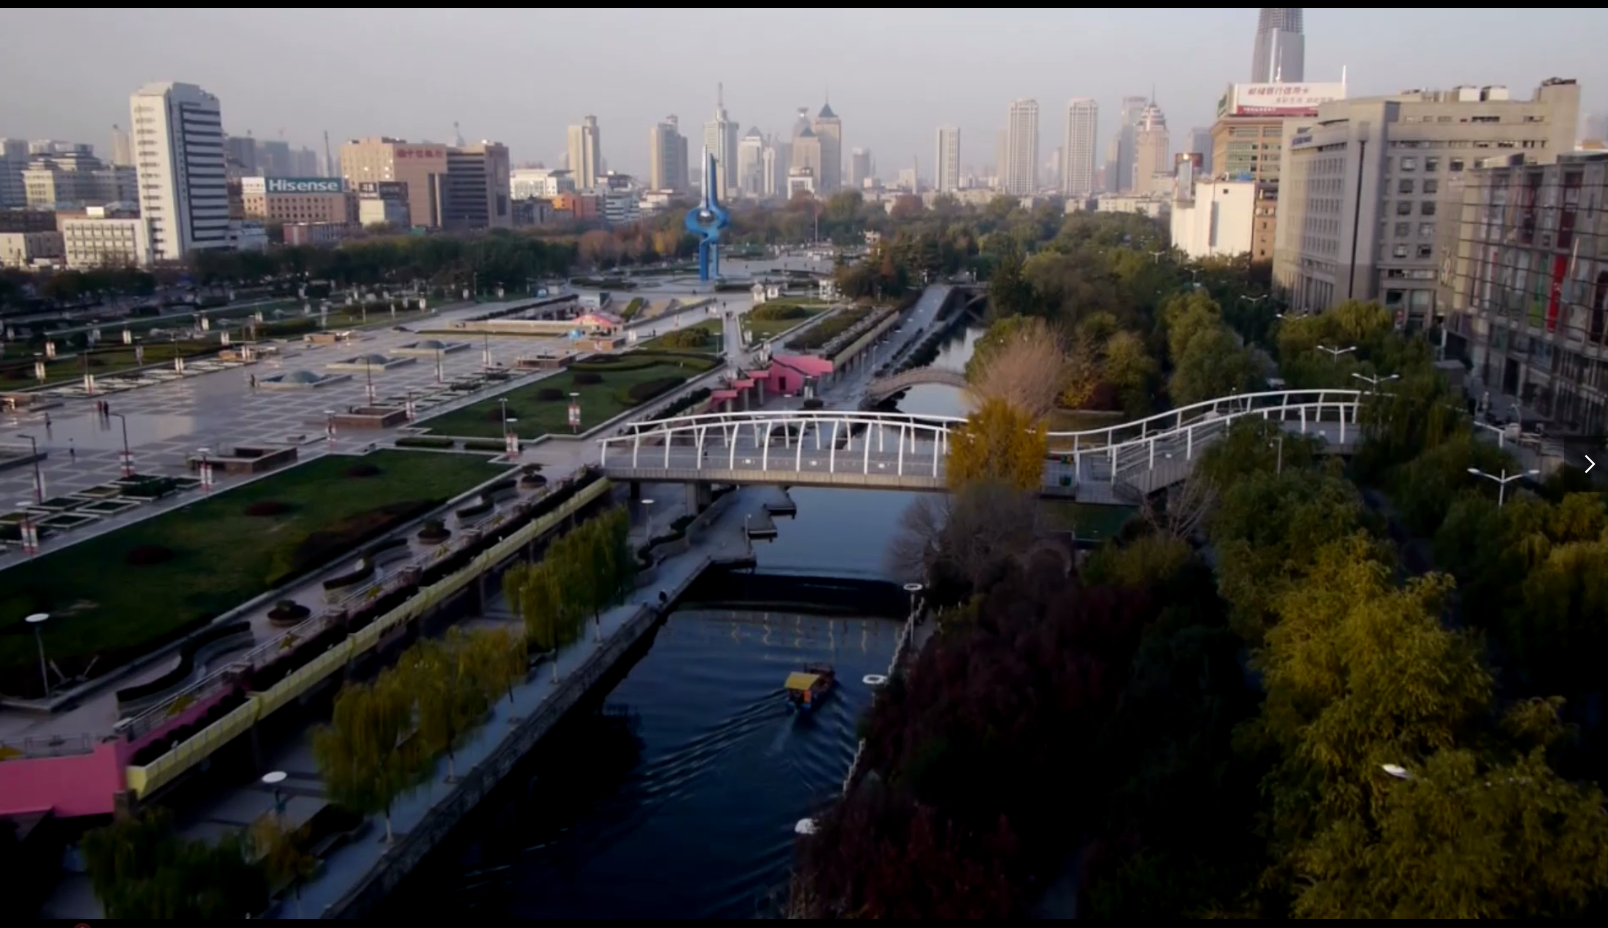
[0,139,28,208]
[849,148,873,189]
[703,85,739,201]
[442,142,511,230]
[1276,79,1580,324]
[649,116,688,193]
[1251,8,1305,83]
[1585,112,1608,142]
[1062,98,1097,196]
[290,148,320,177]
[1003,99,1040,195]
[935,127,961,193]
[812,101,842,193]
[567,115,601,190]
[736,128,765,198]
[109,125,133,167]
[1132,99,1170,196]
[340,137,448,228]
[129,81,229,261]
[223,136,258,178]
[790,126,822,185]
[1186,127,1213,176]
[21,148,136,208]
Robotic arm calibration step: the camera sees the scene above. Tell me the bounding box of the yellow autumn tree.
[945,397,1048,493]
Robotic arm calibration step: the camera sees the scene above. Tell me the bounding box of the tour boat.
[784,663,836,712]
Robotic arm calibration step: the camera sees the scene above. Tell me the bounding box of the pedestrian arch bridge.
[598,389,1365,504]
[864,366,970,399]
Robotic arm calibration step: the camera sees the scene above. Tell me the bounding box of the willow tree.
[463,625,527,708]
[410,629,494,782]
[82,807,266,919]
[312,674,427,842]
[945,397,1048,493]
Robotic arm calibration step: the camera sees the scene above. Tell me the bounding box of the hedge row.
[396,436,454,449]
[625,377,683,405]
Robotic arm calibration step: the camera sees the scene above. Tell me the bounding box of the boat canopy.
[784,672,821,692]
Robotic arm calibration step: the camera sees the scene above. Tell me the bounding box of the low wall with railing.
[122,477,612,801]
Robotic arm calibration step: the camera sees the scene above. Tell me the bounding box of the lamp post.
[17,433,42,502]
[902,581,924,618]
[363,357,376,406]
[324,409,335,448]
[1316,344,1356,362]
[640,498,656,546]
[1351,371,1400,390]
[568,392,581,434]
[499,397,509,435]
[1467,466,1539,508]
[482,331,492,373]
[25,612,50,697]
[434,346,444,384]
[505,417,519,457]
[1270,434,1284,475]
[262,770,288,819]
[109,412,134,478]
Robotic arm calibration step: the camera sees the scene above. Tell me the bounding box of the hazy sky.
[3,8,1605,179]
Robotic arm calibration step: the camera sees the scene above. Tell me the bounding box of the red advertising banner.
[1547,254,1567,333]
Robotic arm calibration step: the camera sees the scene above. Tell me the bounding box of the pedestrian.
[69,439,75,462]
[43,413,51,429]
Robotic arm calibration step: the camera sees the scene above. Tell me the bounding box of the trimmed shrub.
[343,462,381,478]
[654,328,711,350]
[463,439,505,452]
[572,371,604,385]
[244,499,291,517]
[321,559,375,591]
[535,387,564,401]
[625,376,683,405]
[418,518,450,542]
[457,498,493,520]
[749,304,808,322]
[267,600,311,626]
[396,436,453,449]
[126,544,177,566]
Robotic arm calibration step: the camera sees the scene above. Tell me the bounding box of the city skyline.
[4,9,1605,183]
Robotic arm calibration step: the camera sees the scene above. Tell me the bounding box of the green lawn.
[0,450,502,689]
[1041,502,1138,542]
[420,355,718,440]
[0,340,223,387]
[785,307,871,351]
[639,319,721,353]
[744,305,828,342]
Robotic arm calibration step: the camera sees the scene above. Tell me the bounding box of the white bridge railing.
[597,389,1368,493]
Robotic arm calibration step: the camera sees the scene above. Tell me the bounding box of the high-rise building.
[1004,99,1040,195]
[1584,113,1608,143]
[1251,8,1305,83]
[129,82,230,261]
[1132,100,1171,196]
[442,142,511,231]
[1274,79,1581,326]
[109,125,133,167]
[813,102,842,193]
[567,116,601,190]
[790,126,822,188]
[22,148,136,208]
[0,139,32,208]
[256,139,293,177]
[649,116,688,193]
[340,137,448,228]
[736,128,765,198]
[936,127,961,193]
[1440,151,1608,430]
[995,130,1009,188]
[762,140,781,198]
[1103,96,1150,193]
[849,148,872,189]
[1186,127,1213,176]
[1062,98,1098,196]
[703,86,739,201]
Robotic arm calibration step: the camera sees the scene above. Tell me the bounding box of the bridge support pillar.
[629,480,642,500]
[686,481,712,513]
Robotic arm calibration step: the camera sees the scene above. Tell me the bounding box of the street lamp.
[363,357,376,406]
[16,433,42,502]
[197,446,214,493]
[435,346,444,384]
[1467,466,1539,508]
[568,392,582,434]
[25,612,50,697]
[504,417,519,457]
[324,409,336,448]
[499,397,510,435]
[1381,764,1412,780]
[482,331,492,373]
[1352,371,1400,390]
[109,412,134,478]
[903,581,924,618]
[640,498,656,545]
[262,770,288,819]
[1316,344,1356,362]
[1270,434,1285,475]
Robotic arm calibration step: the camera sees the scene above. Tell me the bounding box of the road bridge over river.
[600,389,1367,503]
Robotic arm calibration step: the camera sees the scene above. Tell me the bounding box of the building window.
[1393,244,1409,259]
[1397,201,1413,216]
[1450,158,1465,172]
[1424,179,1439,195]
[1401,157,1418,171]
[1425,157,1441,172]
[1399,179,1415,195]
[1421,200,1437,216]
[1417,244,1434,258]
[1386,289,1405,306]
[1395,222,1411,237]
[1419,223,1436,238]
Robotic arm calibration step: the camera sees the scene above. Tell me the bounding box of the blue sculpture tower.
[685,148,730,282]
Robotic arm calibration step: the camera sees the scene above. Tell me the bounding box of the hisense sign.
[264,177,344,195]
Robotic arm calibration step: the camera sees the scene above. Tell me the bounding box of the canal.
[385,318,1120,916]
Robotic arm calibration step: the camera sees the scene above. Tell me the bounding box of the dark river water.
[385,324,981,918]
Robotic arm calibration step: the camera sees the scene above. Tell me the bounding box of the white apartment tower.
[129,82,229,261]
[1062,98,1098,197]
[737,128,766,198]
[567,115,601,191]
[649,116,688,193]
[1132,100,1171,196]
[936,127,961,193]
[1004,99,1040,196]
[704,84,740,201]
